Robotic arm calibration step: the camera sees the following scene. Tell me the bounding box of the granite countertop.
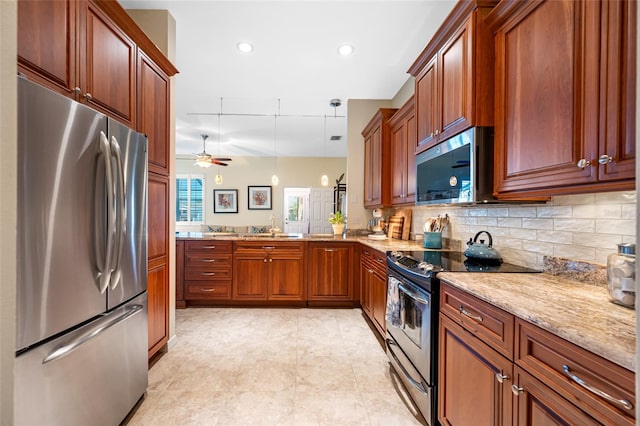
[437,271,636,372]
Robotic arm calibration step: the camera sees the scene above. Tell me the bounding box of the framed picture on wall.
[213,189,238,213]
[248,186,272,210]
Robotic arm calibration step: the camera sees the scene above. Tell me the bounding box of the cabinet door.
[513,367,599,425]
[148,173,168,263]
[390,122,407,205]
[308,244,353,301]
[439,314,512,426]
[148,262,168,358]
[371,269,387,333]
[364,126,383,207]
[359,256,373,316]
[269,255,305,301]
[80,2,136,127]
[599,0,636,183]
[493,0,601,196]
[17,0,77,96]
[176,240,185,308]
[438,16,473,141]
[138,50,170,175]
[233,256,268,300]
[405,112,417,202]
[415,55,438,153]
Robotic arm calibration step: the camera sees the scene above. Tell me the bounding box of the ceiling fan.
[194,134,232,168]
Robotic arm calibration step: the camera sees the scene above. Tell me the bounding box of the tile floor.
[126,308,425,426]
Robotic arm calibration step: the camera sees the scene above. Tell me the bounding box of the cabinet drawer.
[185,240,232,254]
[184,267,231,281]
[515,319,635,425]
[361,247,386,276]
[440,283,514,360]
[234,241,304,254]
[185,253,232,267]
[184,282,231,300]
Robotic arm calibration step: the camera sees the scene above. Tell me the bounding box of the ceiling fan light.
[321,174,329,186]
[195,158,212,168]
[271,174,279,186]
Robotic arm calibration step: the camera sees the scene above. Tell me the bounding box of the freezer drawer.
[15,293,148,426]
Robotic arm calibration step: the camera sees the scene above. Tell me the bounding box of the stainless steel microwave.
[415,127,496,205]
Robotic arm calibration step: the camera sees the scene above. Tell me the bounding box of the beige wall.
[125,9,179,349]
[0,1,16,422]
[391,76,415,108]
[176,156,346,230]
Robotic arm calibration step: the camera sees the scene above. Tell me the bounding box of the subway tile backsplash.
[410,191,636,268]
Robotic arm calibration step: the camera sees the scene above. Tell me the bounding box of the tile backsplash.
[410,191,636,268]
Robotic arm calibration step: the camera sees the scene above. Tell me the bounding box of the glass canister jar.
[607,243,635,308]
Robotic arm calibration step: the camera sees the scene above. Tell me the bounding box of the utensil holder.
[423,232,442,249]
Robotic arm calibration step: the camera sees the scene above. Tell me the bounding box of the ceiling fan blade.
[210,160,229,166]
[213,158,232,162]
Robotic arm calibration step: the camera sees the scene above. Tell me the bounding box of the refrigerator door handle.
[98,131,115,294]
[42,304,144,365]
[109,135,126,290]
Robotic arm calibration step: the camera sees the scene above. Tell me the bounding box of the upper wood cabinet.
[488,0,636,198]
[138,51,171,175]
[389,97,417,206]
[362,108,397,208]
[409,1,497,154]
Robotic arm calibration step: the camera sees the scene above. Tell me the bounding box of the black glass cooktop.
[387,250,542,276]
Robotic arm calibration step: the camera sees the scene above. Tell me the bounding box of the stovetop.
[387,250,541,278]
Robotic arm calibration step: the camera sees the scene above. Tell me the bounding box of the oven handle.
[386,338,429,395]
[398,283,429,306]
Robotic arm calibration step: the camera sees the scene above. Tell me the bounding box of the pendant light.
[271,101,279,186]
[215,101,224,184]
[320,114,329,186]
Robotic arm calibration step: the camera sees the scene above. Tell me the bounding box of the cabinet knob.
[434,129,440,136]
[598,154,614,165]
[429,133,434,138]
[496,373,509,384]
[269,258,273,262]
[263,258,268,263]
[84,92,93,100]
[73,87,82,96]
[576,158,591,169]
[511,384,524,396]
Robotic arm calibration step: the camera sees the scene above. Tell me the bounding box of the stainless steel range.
[385,250,539,425]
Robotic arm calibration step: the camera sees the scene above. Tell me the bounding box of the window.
[176,174,204,223]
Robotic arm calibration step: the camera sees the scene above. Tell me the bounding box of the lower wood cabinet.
[439,282,636,426]
[307,242,356,305]
[359,246,387,335]
[438,313,513,425]
[147,261,168,358]
[233,241,305,303]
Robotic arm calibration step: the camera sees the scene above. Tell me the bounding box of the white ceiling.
[119,0,456,158]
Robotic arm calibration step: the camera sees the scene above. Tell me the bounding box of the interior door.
[283,188,310,233]
[309,187,333,233]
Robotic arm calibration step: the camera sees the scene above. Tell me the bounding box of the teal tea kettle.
[464,231,502,264]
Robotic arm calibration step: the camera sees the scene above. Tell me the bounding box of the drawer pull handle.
[458,305,483,322]
[562,365,633,411]
[376,258,384,264]
[201,288,216,292]
[262,246,275,250]
[200,259,216,263]
[511,384,524,396]
[202,245,216,249]
[496,373,509,384]
[324,248,338,252]
[201,272,216,276]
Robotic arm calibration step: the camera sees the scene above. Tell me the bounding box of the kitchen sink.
[245,233,303,238]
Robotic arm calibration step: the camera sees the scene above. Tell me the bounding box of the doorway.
[283,188,310,233]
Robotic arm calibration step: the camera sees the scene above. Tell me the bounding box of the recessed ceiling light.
[236,42,254,53]
[338,44,354,56]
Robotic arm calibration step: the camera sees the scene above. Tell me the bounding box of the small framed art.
[248,186,272,210]
[213,189,238,213]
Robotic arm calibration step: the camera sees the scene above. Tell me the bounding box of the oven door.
[386,272,432,384]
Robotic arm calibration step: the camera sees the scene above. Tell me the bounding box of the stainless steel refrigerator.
[15,77,148,425]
